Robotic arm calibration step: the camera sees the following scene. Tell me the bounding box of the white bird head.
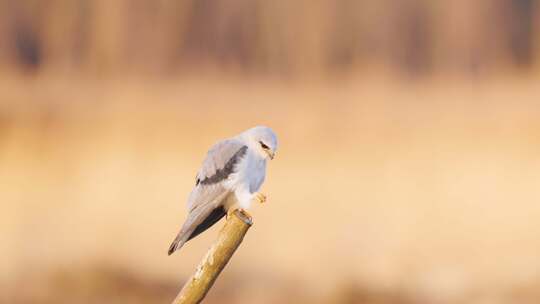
[240,126,278,160]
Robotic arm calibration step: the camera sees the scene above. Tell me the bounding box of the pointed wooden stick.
[172,210,253,304]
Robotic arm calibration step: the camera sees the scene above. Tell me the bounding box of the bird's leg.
[224,193,241,219]
[253,192,267,204]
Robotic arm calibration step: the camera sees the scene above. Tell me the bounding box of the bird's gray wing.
[188,138,248,211]
[168,139,248,255]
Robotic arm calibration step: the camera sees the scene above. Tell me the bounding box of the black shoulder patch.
[199,145,248,185]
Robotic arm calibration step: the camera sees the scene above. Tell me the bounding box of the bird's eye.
[259,141,269,149]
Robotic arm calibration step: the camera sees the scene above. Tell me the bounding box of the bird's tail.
[168,229,188,255]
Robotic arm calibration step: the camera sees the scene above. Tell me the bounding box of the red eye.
[259,141,269,149]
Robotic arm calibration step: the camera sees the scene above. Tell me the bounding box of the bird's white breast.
[223,148,267,209]
[233,150,265,191]
[246,153,266,193]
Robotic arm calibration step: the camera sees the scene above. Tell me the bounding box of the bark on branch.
[171,210,253,304]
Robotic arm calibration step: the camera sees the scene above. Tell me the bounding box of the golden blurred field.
[2,73,540,303]
[2,1,540,303]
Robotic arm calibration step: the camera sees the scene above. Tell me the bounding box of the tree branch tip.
[234,210,253,226]
[172,206,253,304]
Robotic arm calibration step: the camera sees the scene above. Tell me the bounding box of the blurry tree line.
[0,0,538,76]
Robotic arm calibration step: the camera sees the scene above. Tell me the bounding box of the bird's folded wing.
[168,184,230,254]
[180,184,230,239]
[187,138,248,212]
[170,139,248,251]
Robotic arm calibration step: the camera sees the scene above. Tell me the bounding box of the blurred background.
[1,0,540,303]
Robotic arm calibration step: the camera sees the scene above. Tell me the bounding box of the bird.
[168,126,278,255]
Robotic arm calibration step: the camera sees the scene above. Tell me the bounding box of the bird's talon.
[255,193,267,204]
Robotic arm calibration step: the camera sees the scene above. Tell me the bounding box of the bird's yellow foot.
[254,192,267,204]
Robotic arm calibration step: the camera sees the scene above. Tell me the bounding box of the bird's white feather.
[168,126,277,254]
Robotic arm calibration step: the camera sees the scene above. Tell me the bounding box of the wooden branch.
[172,210,253,304]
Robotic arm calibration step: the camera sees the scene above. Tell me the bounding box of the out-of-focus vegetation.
[0,0,539,76]
[2,1,540,304]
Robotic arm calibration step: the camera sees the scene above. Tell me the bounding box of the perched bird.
[168,126,278,255]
